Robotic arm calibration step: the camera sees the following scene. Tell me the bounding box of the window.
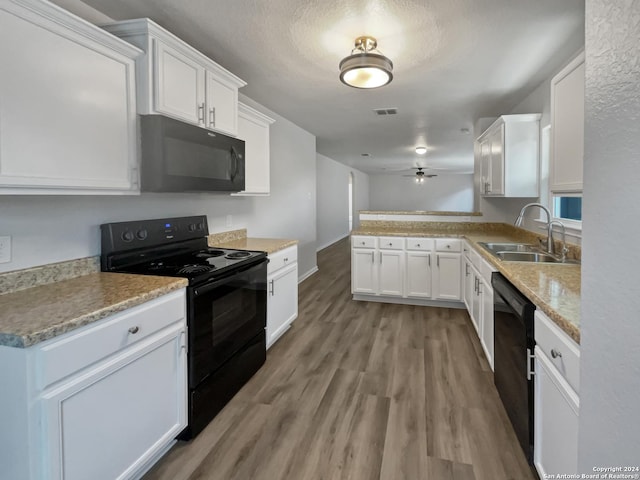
[553,195,582,221]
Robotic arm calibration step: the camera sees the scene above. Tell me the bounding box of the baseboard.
[352,294,466,310]
[298,266,318,283]
[316,234,349,252]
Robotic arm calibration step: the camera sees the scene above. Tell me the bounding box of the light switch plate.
[0,236,11,264]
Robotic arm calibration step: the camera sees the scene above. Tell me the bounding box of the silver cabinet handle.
[417,243,421,248]
[478,282,482,294]
[379,252,382,264]
[551,349,562,359]
[209,107,215,127]
[371,251,374,262]
[437,255,440,267]
[198,103,205,123]
[361,241,365,245]
[212,107,216,126]
[269,279,274,296]
[284,257,289,262]
[428,254,431,267]
[474,277,479,294]
[388,242,393,246]
[128,326,139,334]
[465,264,470,276]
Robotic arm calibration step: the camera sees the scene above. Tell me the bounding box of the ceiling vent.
[373,108,398,116]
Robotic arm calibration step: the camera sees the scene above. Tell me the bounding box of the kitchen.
[0,0,638,479]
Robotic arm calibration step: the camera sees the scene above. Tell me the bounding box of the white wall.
[0,97,318,279]
[368,174,473,212]
[316,154,369,251]
[578,0,640,470]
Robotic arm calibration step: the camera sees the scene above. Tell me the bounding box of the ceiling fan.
[403,167,437,183]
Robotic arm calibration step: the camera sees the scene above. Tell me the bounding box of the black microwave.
[140,115,245,192]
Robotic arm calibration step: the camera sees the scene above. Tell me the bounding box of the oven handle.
[192,259,267,297]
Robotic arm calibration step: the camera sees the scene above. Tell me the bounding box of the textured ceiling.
[82,0,584,174]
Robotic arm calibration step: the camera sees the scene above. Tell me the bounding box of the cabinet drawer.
[535,310,580,394]
[352,236,376,249]
[38,290,186,390]
[379,237,404,250]
[406,238,434,251]
[435,239,461,252]
[268,245,298,274]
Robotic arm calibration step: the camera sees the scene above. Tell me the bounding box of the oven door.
[140,114,245,192]
[188,259,267,387]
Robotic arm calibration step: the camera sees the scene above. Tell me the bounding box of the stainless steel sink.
[479,242,536,253]
[496,251,560,263]
[478,242,579,264]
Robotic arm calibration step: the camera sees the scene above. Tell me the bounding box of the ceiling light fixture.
[415,146,427,155]
[339,36,393,89]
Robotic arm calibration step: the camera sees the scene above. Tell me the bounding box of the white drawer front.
[352,236,376,249]
[535,310,580,394]
[38,290,186,390]
[268,245,298,274]
[463,241,472,258]
[435,239,462,252]
[378,237,405,250]
[406,238,434,251]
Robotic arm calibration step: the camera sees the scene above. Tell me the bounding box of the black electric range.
[100,215,268,439]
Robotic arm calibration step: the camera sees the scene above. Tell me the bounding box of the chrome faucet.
[514,203,554,255]
[548,220,570,262]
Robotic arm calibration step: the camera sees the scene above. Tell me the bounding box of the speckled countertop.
[0,273,187,348]
[352,225,581,344]
[360,210,483,216]
[208,229,298,254]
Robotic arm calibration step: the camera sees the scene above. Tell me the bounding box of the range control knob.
[121,230,134,242]
[136,229,148,240]
[197,222,204,230]
[188,224,197,232]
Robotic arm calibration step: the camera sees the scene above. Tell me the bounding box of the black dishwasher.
[492,272,536,464]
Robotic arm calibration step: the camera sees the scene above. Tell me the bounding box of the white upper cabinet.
[0,0,140,194]
[550,52,585,193]
[476,114,541,198]
[102,18,246,137]
[232,102,275,196]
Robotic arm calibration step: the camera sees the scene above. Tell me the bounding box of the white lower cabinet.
[351,236,461,304]
[463,242,496,370]
[405,251,432,298]
[0,289,187,480]
[534,310,580,478]
[267,245,298,348]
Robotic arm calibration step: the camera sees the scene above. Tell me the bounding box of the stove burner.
[225,251,251,259]
[178,265,214,274]
[196,250,225,258]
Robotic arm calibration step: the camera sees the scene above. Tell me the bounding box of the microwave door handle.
[229,147,239,180]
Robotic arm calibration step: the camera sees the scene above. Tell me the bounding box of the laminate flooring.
[144,238,537,480]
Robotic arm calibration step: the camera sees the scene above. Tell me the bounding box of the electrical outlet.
[226,215,233,227]
[0,236,11,264]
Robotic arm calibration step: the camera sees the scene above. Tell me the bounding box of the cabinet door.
[479,139,492,195]
[534,347,579,478]
[155,41,205,125]
[267,263,298,348]
[41,324,187,480]
[206,71,238,136]
[352,248,377,294]
[550,56,585,192]
[235,104,273,195]
[471,272,481,332]
[489,124,505,195]
[379,250,404,296]
[405,252,432,298]
[480,280,494,370]
[463,257,474,312]
[0,9,136,191]
[434,253,461,300]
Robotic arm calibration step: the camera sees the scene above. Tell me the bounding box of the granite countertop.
[351,225,581,344]
[360,210,483,216]
[210,237,298,254]
[0,273,187,348]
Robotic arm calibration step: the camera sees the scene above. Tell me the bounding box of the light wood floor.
[144,238,537,480]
